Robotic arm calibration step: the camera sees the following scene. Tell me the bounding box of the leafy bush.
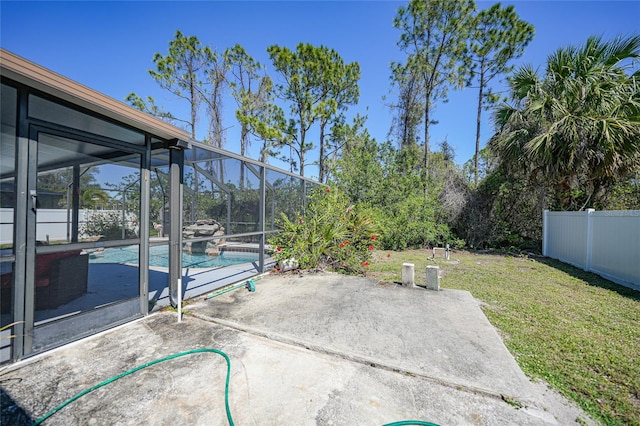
[268,187,380,274]
[368,193,459,251]
[331,133,464,251]
[456,167,548,251]
[81,210,137,240]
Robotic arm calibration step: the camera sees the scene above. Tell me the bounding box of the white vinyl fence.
[0,208,136,245]
[543,209,640,291]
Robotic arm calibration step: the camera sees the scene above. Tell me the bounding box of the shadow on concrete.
[1,386,33,426]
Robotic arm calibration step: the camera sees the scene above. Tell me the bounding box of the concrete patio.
[0,273,594,425]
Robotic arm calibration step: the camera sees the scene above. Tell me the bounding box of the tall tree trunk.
[190,80,197,140]
[423,97,430,197]
[260,143,268,163]
[299,145,305,177]
[240,125,248,189]
[474,65,485,188]
[318,121,326,183]
[298,109,306,177]
[403,114,409,147]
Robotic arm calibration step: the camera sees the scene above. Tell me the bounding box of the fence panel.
[590,211,640,287]
[0,208,130,245]
[544,211,589,269]
[543,209,640,291]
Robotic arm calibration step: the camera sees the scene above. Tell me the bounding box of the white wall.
[0,208,134,245]
[0,208,17,245]
[543,209,640,290]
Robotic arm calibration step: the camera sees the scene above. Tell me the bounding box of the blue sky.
[1,1,639,178]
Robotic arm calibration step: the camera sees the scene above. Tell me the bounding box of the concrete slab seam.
[188,312,533,409]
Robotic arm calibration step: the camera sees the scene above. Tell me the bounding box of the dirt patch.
[529,380,598,426]
[630,393,640,410]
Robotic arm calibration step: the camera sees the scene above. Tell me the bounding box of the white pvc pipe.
[177,278,182,323]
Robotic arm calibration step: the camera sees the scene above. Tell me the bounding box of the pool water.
[89,245,260,269]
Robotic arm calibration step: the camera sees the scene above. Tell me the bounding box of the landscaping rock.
[182,220,225,256]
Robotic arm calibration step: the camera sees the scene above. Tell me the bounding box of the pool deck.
[152,260,274,309]
[31,259,274,325]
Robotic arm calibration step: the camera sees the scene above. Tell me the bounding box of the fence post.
[585,209,595,271]
[542,210,549,256]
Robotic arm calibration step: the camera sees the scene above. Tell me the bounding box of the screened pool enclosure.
[0,49,316,363]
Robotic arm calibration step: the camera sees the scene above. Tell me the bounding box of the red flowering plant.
[268,186,380,275]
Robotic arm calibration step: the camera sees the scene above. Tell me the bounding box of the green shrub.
[367,194,459,251]
[268,187,380,274]
[81,210,137,240]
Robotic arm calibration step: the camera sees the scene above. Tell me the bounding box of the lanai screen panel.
[266,169,308,232]
[185,146,261,236]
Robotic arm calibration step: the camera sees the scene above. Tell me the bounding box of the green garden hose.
[206,277,260,300]
[33,348,234,426]
[32,345,438,426]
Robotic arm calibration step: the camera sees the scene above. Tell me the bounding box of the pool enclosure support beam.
[168,141,188,308]
[71,165,80,243]
[66,166,91,243]
[139,138,151,315]
[11,87,29,360]
[258,164,266,272]
[22,109,40,356]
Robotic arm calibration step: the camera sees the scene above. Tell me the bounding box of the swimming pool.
[89,245,261,269]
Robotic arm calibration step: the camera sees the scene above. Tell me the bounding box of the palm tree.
[491,35,640,210]
[81,189,110,209]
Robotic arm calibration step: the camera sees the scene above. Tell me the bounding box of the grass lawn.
[368,249,640,426]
